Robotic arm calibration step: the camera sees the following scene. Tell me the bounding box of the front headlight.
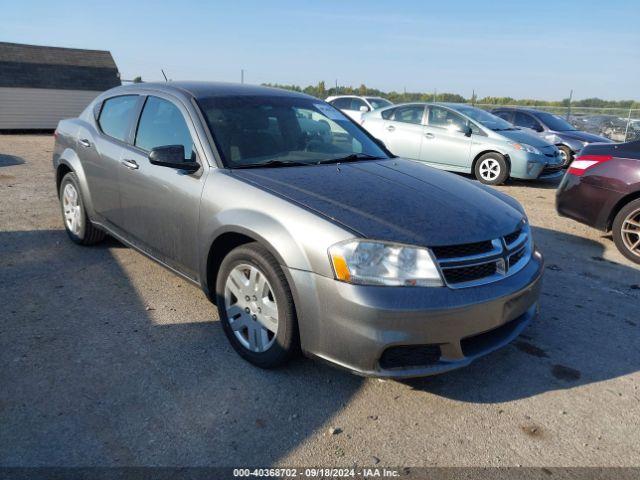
[509,142,541,155]
[328,240,443,287]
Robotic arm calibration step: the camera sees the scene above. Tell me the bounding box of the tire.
[59,172,105,245]
[558,145,573,168]
[612,199,640,265]
[215,242,299,368]
[474,153,509,185]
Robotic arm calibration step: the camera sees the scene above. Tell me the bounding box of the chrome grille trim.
[432,224,532,289]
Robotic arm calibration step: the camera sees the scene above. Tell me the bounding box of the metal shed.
[0,42,121,130]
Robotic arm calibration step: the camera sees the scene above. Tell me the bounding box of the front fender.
[558,136,583,152]
[197,170,355,294]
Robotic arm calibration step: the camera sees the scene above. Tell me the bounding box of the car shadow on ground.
[404,226,640,403]
[0,229,362,466]
[1,227,639,466]
[0,154,26,167]
[455,172,563,190]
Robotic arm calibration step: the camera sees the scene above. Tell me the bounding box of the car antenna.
[161,69,169,82]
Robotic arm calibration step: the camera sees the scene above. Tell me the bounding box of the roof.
[118,81,314,100]
[490,106,543,113]
[0,42,120,91]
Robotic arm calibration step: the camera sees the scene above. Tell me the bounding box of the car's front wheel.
[474,153,509,185]
[59,172,105,245]
[612,199,640,265]
[558,145,573,168]
[216,242,299,368]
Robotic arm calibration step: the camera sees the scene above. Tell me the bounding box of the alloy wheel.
[478,158,501,182]
[559,149,567,164]
[621,208,640,258]
[224,263,279,353]
[62,183,83,235]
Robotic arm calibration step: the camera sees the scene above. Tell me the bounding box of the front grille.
[431,224,531,288]
[431,240,493,259]
[509,248,525,268]
[379,345,441,369]
[504,228,522,245]
[442,262,497,284]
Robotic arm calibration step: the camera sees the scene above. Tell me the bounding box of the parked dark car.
[53,81,544,378]
[492,107,612,167]
[556,140,640,264]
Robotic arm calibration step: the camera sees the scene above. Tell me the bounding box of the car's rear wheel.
[59,172,105,245]
[612,199,640,265]
[558,145,573,168]
[474,153,509,185]
[216,242,299,368]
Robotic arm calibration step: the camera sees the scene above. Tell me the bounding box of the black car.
[492,107,612,167]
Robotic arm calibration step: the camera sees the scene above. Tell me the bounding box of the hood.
[231,159,524,246]
[498,128,552,147]
[556,130,613,144]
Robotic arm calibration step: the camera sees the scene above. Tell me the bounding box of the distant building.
[0,42,120,130]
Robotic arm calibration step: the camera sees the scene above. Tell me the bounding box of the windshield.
[536,111,577,131]
[366,97,393,110]
[197,96,389,168]
[448,105,515,131]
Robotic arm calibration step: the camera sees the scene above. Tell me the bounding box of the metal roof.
[0,42,120,91]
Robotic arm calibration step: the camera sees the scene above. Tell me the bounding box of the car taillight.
[53,129,59,140]
[567,154,613,176]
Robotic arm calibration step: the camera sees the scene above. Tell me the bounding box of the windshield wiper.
[315,153,384,165]
[233,159,309,169]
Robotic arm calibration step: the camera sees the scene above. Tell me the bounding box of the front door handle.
[424,132,435,139]
[79,138,91,148]
[121,159,139,170]
[386,125,395,132]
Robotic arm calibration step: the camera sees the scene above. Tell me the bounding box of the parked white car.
[326,95,393,123]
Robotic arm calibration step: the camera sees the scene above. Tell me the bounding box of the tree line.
[262,81,640,109]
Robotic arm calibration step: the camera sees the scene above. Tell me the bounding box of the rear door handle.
[79,139,91,148]
[386,125,395,132]
[121,159,139,170]
[424,132,435,139]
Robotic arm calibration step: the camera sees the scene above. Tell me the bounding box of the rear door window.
[493,110,513,123]
[98,95,139,142]
[392,105,425,125]
[514,112,542,130]
[135,96,195,160]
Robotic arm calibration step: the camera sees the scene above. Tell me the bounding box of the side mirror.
[532,124,544,132]
[463,125,473,137]
[148,145,199,172]
[359,105,370,112]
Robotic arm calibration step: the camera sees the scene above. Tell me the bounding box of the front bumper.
[290,250,544,378]
[510,150,563,180]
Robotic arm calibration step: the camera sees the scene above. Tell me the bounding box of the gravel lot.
[1,134,639,468]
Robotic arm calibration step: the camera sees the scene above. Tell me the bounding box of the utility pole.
[241,69,244,84]
[335,79,338,95]
[624,105,633,142]
[566,89,573,120]
[472,89,475,106]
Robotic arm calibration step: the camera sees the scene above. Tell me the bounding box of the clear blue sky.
[2,0,639,100]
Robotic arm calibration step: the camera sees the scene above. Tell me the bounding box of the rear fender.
[55,149,96,218]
